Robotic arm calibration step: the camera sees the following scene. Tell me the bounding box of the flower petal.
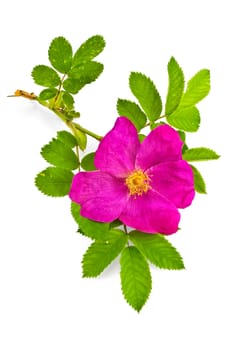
[119,190,180,234]
[94,117,140,177]
[147,160,195,208]
[136,124,183,171]
[69,171,127,222]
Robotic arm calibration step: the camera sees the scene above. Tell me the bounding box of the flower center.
[125,169,151,196]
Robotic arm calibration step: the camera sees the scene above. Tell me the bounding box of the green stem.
[65,121,81,167]
[76,145,81,171]
[156,115,166,120]
[144,115,167,128]
[124,225,128,234]
[12,90,103,157]
[36,96,102,141]
[53,74,66,108]
[123,225,130,247]
[73,122,103,141]
[37,98,67,122]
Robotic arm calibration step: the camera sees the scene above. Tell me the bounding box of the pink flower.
[69,117,195,234]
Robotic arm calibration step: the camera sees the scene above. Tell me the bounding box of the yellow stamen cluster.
[125,169,151,196]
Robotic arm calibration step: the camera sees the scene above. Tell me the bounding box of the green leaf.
[48,36,73,73]
[182,143,188,154]
[73,35,105,66]
[129,72,162,122]
[71,202,111,240]
[167,106,200,132]
[183,147,220,161]
[41,138,78,170]
[178,131,188,153]
[31,65,61,87]
[81,152,97,171]
[68,61,103,82]
[57,130,77,148]
[116,99,147,131]
[130,231,185,270]
[73,128,87,151]
[181,69,210,108]
[62,92,74,110]
[63,78,85,94]
[178,130,186,142]
[120,246,152,312]
[138,134,146,142]
[35,167,73,197]
[63,62,103,94]
[39,88,58,100]
[109,219,123,229]
[82,233,127,277]
[165,57,185,115]
[190,165,207,194]
[70,202,80,224]
[67,111,80,119]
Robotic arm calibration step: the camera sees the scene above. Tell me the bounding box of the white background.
[0,0,232,349]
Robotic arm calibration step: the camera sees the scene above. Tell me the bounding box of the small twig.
[10,89,103,142]
[73,122,102,141]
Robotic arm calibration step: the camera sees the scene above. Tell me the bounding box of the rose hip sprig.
[11,35,219,312]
